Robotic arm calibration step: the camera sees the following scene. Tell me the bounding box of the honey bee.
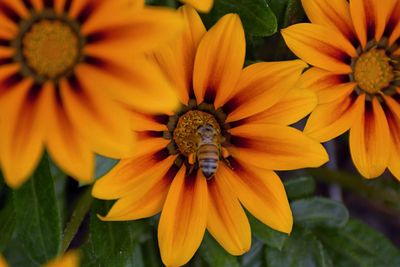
[188,123,229,179]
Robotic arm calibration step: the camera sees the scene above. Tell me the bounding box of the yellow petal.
[221,162,292,233]
[180,0,213,13]
[158,168,208,267]
[100,164,178,221]
[226,60,307,122]
[281,23,356,74]
[304,93,364,142]
[0,79,46,188]
[301,0,356,41]
[60,76,135,159]
[44,251,80,267]
[349,98,390,178]
[207,174,251,255]
[245,88,317,126]
[229,123,328,170]
[92,153,175,200]
[350,0,397,47]
[151,5,206,104]
[193,13,245,106]
[45,85,94,183]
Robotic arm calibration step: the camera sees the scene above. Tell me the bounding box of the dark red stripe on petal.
[0,73,23,91]
[153,114,170,125]
[26,83,42,102]
[85,55,132,83]
[0,58,13,65]
[21,0,33,10]
[153,148,170,161]
[223,97,240,116]
[164,164,180,183]
[203,87,216,104]
[0,39,11,47]
[184,169,197,187]
[76,2,95,25]
[0,2,21,23]
[43,0,54,8]
[137,130,164,138]
[64,0,73,13]
[230,136,255,150]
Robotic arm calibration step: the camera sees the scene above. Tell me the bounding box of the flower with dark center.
[282,0,400,180]
[0,0,183,187]
[93,6,328,266]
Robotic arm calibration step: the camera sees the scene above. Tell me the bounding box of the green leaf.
[266,229,333,267]
[202,0,277,36]
[200,232,240,267]
[248,213,287,250]
[284,176,316,200]
[88,200,150,267]
[13,155,62,264]
[0,194,16,252]
[316,219,400,267]
[291,197,349,229]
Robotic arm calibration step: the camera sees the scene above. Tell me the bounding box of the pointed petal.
[298,67,355,104]
[45,86,94,183]
[245,88,317,126]
[100,164,179,221]
[193,14,245,106]
[385,102,400,181]
[158,169,208,267]
[180,0,213,13]
[301,0,356,41]
[221,162,292,233]
[225,60,307,122]
[350,98,390,178]
[281,23,356,74]
[92,152,175,200]
[0,80,46,188]
[207,175,251,255]
[152,5,206,104]
[60,76,135,159]
[350,0,397,47]
[305,93,364,142]
[229,123,329,170]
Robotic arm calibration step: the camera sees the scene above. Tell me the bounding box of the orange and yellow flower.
[93,6,328,266]
[0,0,182,188]
[282,0,400,180]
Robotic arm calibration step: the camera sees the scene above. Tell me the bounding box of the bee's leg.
[188,153,196,164]
[221,147,233,169]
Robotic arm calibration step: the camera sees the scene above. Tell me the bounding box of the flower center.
[173,110,221,156]
[22,20,79,79]
[354,48,394,94]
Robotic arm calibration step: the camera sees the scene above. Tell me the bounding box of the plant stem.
[61,186,93,253]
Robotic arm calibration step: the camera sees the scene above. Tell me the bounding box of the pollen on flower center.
[22,20,79,79]
[354,48,394,94]
[173,110,220,156]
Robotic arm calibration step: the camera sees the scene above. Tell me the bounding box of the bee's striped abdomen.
[197,144,219,179]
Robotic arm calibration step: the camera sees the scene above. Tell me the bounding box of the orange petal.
[75,59,179,114]
[130,111,168,132]
[349,98,390,178]
[225,60,307,122]
[304,93,364,142]
[350,0,397,47]
[207,175,251,255]
[92,152,175,200]
[298,67,355,104]
[45,85,94,183]
[60,76,135,159]
[152,5,206,105]
[193,13,245,106]
[229,123,328,170]
[388,1,400,45]
[221,162,292,233]
[82,6,183,54]
[244,88,317,126]
[99,164,178,221]
[0,80,47,188]
[385,102,400,181]
[281,23,356,74]
[180,0,213,13]
[0,255,8,267]
[158,168,208,267]
[301,0,356,42]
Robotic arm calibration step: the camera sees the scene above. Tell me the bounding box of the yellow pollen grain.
[173,110,220,156]
[354,48,394,94]
[22,20,79,78]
